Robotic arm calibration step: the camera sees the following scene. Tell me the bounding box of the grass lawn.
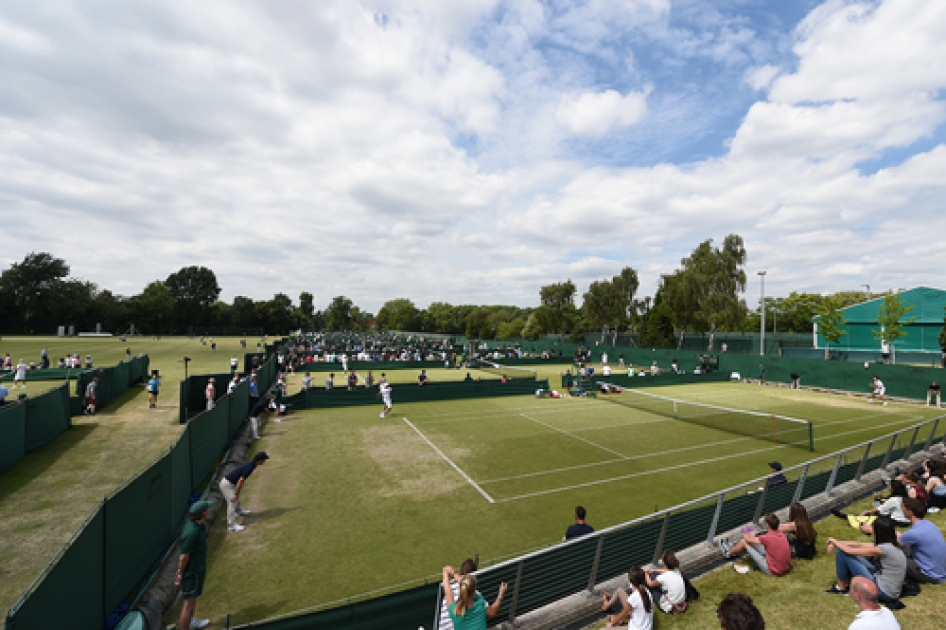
[191,381,944,626]
[0,335,266,615]
[586,497,946,630]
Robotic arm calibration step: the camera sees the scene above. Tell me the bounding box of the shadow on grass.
[243,506,299,524]
[227,600,293,626]
[0,422,99,501]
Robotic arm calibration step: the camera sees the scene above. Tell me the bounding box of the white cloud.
[556,89,650,137]
[744,64,780,91]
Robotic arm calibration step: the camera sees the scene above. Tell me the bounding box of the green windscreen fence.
[0,401,27,476]
[0,367,80,382]
[76,356,150,411]
[24,384,71,452]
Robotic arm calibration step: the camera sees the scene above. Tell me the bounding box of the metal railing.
[436,413,946,629]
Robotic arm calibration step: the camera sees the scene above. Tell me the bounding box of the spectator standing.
[84,377,99,415]
[174,500,214,630]
[219,452,269,533]
[758,364,766,385]
[13,359,27,389]
[248,374,258,399]
[644,550,687,614]
[881,340,891,364]
[441,566,507,630]
[302,372,312,391]
[898,497,946,583]
[719,513,792,576]
[847,577,900,630]
[205,378,216,411]
[227,375,239,395]
[325,373,334,391]
[716,593,764,630]
[348,370,358,391]
[148,371,161,409]
[230,355,238,375]
[0,383,8,404]
[365,370,375,388]
[791,372,801,389]
[564,506,595,540]
[418,369,428,386]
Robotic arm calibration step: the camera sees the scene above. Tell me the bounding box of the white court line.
[401,417,495,504]
[518,413,629,460]
[479,411,915,484]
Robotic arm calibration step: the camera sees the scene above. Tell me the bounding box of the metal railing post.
[585,535,606,596]
[506,559,524,628]
[432,582,444,630]
[752,483,769,524]
[705,493,725,547]
[652,512,671,566]
[880,433,899,470]
[903,426,921,461]
[854,442,873,482]
[792,464,810,503]
[923,418,940,453]
[824,453,844,496]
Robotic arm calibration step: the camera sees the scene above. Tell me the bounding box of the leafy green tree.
[540,280,578,337]
[639,287,675,348]
[230,296,257,329]
[873,293,916,363]
[165,266,221,330]
[815,296,848,359]
[298,292,315,328]
[132,281,175,333]
[324,296,354,331]
[350,306,373,332]
[520,310,545,340]
[498,317,527,339]
[0,252,71,332]
[376,298,421,331]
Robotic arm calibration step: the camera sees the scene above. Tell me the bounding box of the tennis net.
[475,360,538,381]
[596,382,814,451]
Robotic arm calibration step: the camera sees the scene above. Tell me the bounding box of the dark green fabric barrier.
[230,382,249,436]
[189,403,230,488]
[283,378,549,410]
[179,372,233,424]
[763,481,800,514]
[104,453,174,618]
[716,493,759,534]
[236,583,439,630]
[0,402,27,476]
[511,536,599,616]
[76,356,150,411]
[566,371,731,390]
[595,518,663,581]
[0,368,79,382]
[170,428,192,529]
[664,503,718,553]
[24,384,71,452]
[4,505,106,630]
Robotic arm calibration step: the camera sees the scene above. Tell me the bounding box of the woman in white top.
[13,360,28,388]
[602,567,654,629]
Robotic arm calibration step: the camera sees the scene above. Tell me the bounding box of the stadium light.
[758,271,767,356]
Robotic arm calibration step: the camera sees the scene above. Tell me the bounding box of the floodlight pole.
[758,271,767,356]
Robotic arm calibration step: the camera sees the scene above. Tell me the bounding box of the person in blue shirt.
[0,383,9,405]
[898,497,946,583]
[219,452,270,532]
[148,371,161,409]
[564,506,595,540]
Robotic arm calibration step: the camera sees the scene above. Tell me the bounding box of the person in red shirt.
[719,513,792,576]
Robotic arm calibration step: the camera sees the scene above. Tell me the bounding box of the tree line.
[1,238,918,343]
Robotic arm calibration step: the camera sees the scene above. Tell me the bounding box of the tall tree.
[230,296,257,329]
[324,296,354,331]
[299,292,315,325]
[165,266,221,330]
[376,298,421,331]
[873,293,916,363]
[815,296,848,359]
[0,252,70,331]
[132,281,175,333]
[540,280,577,337]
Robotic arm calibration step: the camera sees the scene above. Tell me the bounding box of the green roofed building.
[815,286,946,353]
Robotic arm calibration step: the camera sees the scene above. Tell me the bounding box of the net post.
[652,512,671,566]
[752,483,769,524]
[825,453,844,496]
[923,418,940,453]
[705,493,725,548]
[903,426,921,461]
[792,464,809,503]
[854,442,873,482]
[772,415,776,444]
[808,422,814,452]
[507,559,524,627]
[585,535,605,596]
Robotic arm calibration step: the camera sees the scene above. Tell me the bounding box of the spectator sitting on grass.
[601,566,653,629]
[779,502,817,560]
[716,593,764,630]
[441,565,507,630]
[898,497,946,584]
[719,513,792,576]
[825,517,906,599]
[644,550,687,614]
[900,471,929,507]
[563,506,594,540]
[831,480,910,535]
[848,577,901,630]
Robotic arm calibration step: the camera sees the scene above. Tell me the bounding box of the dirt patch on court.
[363,425,471,501]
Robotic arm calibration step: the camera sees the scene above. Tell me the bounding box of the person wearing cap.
[766,462,787,488]
[219,452,269,532]
[174,500,214,630]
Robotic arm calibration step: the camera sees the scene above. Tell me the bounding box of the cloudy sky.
[2,0,945,312]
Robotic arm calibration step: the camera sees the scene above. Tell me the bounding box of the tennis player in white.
[869,376,887,406]
[379,376,393,418]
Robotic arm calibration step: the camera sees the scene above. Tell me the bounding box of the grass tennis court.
[193,379,943,625]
